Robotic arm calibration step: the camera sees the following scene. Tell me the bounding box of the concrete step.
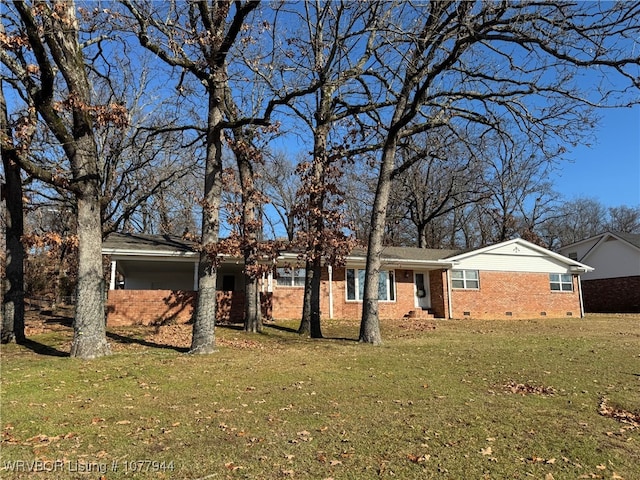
[404,309,435,319]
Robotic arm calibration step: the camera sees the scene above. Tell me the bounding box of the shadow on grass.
[106,331,189,353]
[18,339,69,357]
[217,323,245,331]
[263,323,359,342]
[264,323,298,334]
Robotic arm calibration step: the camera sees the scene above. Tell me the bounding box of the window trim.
[549,273,573,292]
[275,267,306,287]
[451,269,480,290]
[346,268,396,302]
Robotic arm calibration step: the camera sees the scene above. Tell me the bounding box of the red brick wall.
[429,270,448,319]
[270,267,419,321]
[450,271,581,319]
[106,290,273,326]
[581,276,640,313]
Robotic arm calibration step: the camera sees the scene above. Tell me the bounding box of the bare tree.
[359,1,640,344]
[262,0,386,337]
[257,151,299,241]
[392,130,490,248]
[0,81,26,344]
[0,0,124,358]
[607,205,640,233]
[122,0,260,353]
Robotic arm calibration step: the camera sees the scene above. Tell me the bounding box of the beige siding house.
[558,232,640,313]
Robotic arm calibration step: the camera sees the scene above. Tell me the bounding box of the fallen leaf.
[329,460,342,466]
[481,446,493,456]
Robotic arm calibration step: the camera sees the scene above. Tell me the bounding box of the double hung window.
[346,269,395,301]
[276,267,306,287]
[550,273,573,292]
[451,270,479,289]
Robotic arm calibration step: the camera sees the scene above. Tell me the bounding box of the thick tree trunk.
[70,193,110,358]
[1,82,25,344]
[190,91,224,354]
[1,154,26,345]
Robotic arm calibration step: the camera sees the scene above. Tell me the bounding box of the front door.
[414,272,431,310]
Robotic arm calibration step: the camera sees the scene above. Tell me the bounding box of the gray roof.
[349,245,461,262]
[613,231,640,249]
[103,232,196,253]
[103,232,461,263]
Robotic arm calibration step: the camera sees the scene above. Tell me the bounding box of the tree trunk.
[359,141,398,345]
[1,152,26,345]
[190,90,224,354]
[298,257,323,338]
[232,125,263,334]
[1,82,25,344]
[70,192,110,358]
[244,266,261,333]
[298,116,330,338]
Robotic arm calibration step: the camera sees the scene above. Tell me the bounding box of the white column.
[446,269,453,319]
[193,262,199,291]
[267,270,273,293]
[328,265,333,319]
[109,261,116,290]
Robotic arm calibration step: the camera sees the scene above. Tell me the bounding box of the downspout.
[446,269,453,319]
[577,274,585,318]
[328,265,333,320]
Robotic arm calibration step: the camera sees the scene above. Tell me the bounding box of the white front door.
[414,272,431,310]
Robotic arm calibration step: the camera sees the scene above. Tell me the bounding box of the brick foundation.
[581,276,640,313]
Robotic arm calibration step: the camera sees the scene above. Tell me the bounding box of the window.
[451,270,479,289]
[550,273,573,292]
[276,267,306,287]
[346,269,395,302]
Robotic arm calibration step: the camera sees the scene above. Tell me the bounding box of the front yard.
[1,313,639,479]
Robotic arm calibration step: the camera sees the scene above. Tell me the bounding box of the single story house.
[102,233,593,326]
[558,231,640,313]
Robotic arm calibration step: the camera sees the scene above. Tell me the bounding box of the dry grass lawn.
[1,310,639,479]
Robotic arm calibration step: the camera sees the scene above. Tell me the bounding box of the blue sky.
[552,104,640,208]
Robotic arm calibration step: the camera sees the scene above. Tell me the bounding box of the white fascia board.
[380,258,454,269]
[345,256,453,270]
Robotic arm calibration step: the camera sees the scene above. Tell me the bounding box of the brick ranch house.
[102,233,593,326]
[558,231,640,313]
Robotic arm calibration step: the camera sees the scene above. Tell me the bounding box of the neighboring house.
[102,233,593,326]
[558,232,640,313]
